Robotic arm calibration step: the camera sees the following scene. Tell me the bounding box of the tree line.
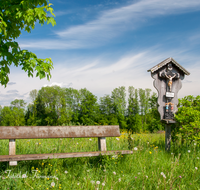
[0,85,164,132]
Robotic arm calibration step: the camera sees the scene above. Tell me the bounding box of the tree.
[0,0,56,86]
[10,99,26,109]
[111,86,127,129]
[172,95,200,144]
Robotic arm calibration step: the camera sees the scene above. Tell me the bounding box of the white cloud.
[19,0,200,50]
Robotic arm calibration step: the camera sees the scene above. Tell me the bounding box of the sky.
[1,0,200,106]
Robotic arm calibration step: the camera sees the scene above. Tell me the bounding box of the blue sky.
[1,0,200,106]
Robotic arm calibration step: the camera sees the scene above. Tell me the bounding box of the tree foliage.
[0,0,56,86]
[172,95,200,144]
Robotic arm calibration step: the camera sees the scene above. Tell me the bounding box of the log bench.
[0,125,133,166]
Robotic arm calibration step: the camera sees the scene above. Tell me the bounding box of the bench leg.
[98,137,107,151]
[9,139,17,166]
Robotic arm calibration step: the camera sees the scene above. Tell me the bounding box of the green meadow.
[0,131,199,190]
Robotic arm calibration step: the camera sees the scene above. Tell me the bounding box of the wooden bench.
[0,125,133,166]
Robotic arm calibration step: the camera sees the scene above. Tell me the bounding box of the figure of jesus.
[165,73,176,92]
[159,63,180,92]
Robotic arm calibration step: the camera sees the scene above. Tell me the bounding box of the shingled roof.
[147,57,190,75]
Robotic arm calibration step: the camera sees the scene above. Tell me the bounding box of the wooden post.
[98,137,107,151]
[165,124,171,151]
[9,139,17,166]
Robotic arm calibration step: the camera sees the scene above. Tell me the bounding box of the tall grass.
[0,131,199,189]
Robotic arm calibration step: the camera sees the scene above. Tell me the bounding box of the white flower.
[163,175,166,178]
[197,157,199,159]
[112,155,118,159]
[51,182,55,187]
[102,183,105,186]
[96,181,100,185]
[87,170,90,172]
[91,180,95,184]
[89,139,92,141]
[134,147,138,151]
[22,174,27,178]
[118,178,121,182]
[171,153,173,155]
[103,169,106,172]
[188,150,190,153]
[194,143,196,146]
[116,138,119,141]
[77,143,78,144]
[138,172,140,175]
[65,171,68,174]
[113,171,116,175]
[55,177,59,180]
[146,176,148,178]
[77,183,80,185]
[147,142,149,144]
[195,167,198,170]
[161,172,164,176]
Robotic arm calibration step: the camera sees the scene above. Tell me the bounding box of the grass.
[0,131,200,190]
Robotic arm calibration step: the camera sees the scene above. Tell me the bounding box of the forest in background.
[0,86,163,133]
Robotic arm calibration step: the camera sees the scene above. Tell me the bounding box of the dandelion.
[113,171,116,175]
[102,183,105,186]
[134,147,138,151]
[65,171,68,174]
[195,167,198,170]
[42,163,44,166]
[149,151,152,154]
[51,182,55,187]
[96,181,100,185]
[188,150,190,153]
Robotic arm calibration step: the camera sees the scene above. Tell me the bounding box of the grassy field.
[0,131,199,190]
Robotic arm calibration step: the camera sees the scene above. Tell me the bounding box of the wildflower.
[89,139,92,141]
[42,163,44,166]
[65,171,68,174]
[87,170,90,172]
[118,178,121,182]
[47,178,49,180]
[116,138,119,141]
[195,167,198,170]
[77,183,80,185]
[56,178,59,180]
[171,153,173,155]
[146,176,148,178]
[138,172,140,175]
[188,150,190,153]
[51,182,55,187]
[197,157,199,159]
[91,180,95,184]
[149,151,152,154]
[134,147,138,151]
[135,177,137,179]
[179,176,182,178]
[194,143,196,146]
[102,183,105,186]
[103,169,106,172]
[96,181,100,185]
[22,174,27,178]
[147,142,149,144]
[113,171,116,175]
